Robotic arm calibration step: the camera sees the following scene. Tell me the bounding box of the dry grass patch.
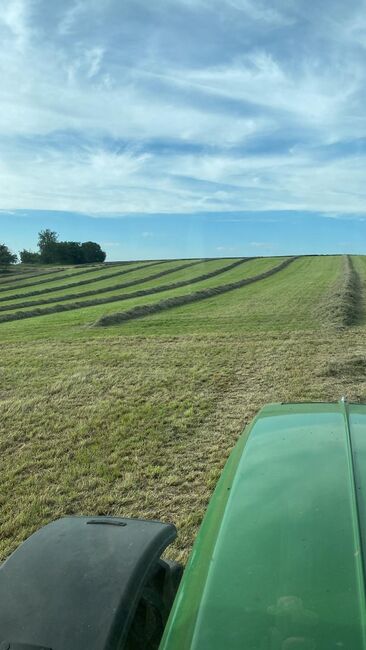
[2,327,366,564]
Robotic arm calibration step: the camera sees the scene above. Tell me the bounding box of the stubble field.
[1,254,366,563]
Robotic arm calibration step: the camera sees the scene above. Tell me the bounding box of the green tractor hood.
[160,401,366,650]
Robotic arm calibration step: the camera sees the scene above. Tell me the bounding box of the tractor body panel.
[160,402,366,649]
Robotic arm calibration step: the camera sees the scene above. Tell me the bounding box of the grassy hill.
[1,254,366,563]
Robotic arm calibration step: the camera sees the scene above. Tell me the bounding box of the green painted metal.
[160,402,366,650]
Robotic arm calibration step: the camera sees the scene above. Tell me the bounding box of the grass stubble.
[1,254,366,565]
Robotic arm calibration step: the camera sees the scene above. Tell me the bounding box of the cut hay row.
[0,258,249,313]
[0,267,69,284]
[95,256,297,327]
[0,260,211,323]
[0,263,112,293]
[0,258,279,325]
[0,260,166,302]
[316,255,361,329]
[0,260,142,285]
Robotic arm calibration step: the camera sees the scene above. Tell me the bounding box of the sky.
[1,0,366,260]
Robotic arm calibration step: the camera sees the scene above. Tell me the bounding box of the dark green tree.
[38,229,59,263]
[55,241,84,264]
[81,241,106,263]
[0,243,18,266]
[19,249,41,264]
[35,230,107,264]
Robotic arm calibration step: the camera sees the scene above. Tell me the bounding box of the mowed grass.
[1,253,364,565]
[0,257,280,337]
[2,329,366,563]
[0,260,158,300]
[0,266,67,284]
[0,258,236,311]
[0,264,80,283]
[107,255,342,335]
[0,263,109,291]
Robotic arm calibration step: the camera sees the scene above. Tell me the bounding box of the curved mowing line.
[0,260,214,323]
[316,255,362,329]
[0,264,112,293]
[0,266,116,292]
[0,267,69,284]
[0,261,166,302]
[0,258,250,313]
[95,257,297,327]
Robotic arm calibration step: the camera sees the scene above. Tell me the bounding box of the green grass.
[0,263,82,282]
[0,265,68,284]
[1,253,364,565]
[106,255,342,335]
[0,258,235,311]
[0,260,158,299]
[0,263,109,291]
[0,257,282,332]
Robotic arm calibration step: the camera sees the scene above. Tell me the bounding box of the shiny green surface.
[160,402,366,649]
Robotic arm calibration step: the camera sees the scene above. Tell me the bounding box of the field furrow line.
[95,257,297,327]
[0,257,250,312]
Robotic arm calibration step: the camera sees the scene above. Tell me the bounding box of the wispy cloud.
[250,241,276,248]
[0,0,366,217]
[216,245,239,252]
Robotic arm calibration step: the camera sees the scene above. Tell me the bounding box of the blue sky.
[1,0,366,260]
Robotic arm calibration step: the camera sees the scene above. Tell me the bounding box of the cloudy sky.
[1,0,366,259]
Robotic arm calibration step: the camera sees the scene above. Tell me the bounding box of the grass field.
[1,254,366,563]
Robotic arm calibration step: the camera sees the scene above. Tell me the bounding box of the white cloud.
[1,136,366,215]
[0,0,32,49]
[0,0,366,217]
[226,0,293,25]
[216,245,239,253]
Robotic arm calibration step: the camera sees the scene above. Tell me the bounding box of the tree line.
[0,230,106,267]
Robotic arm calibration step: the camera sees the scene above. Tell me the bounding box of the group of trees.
[0,230,106,267]
[0,243,18,266]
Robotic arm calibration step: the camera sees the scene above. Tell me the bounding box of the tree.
[55,241,84,265]
[81,241,106,263]
[35,230,107,264]
[19,249,41,264]
[38,229,59,263]
[0,243,18,266]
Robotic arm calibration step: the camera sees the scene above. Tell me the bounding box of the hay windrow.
[95,257,297,327]
[0,260,166,302]
[0,267,68,284]
[0,258,290,326]
[315,255,362,329]
[0,264,111,293]
[318,354,366,379]
[0,261,210,323]
[0,257,250,313]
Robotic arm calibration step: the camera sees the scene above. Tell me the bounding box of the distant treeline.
[18,230,106,265]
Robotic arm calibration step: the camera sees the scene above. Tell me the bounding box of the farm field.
[0,256,285,338]
[0,258,247,310]
[1,254,366,563]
